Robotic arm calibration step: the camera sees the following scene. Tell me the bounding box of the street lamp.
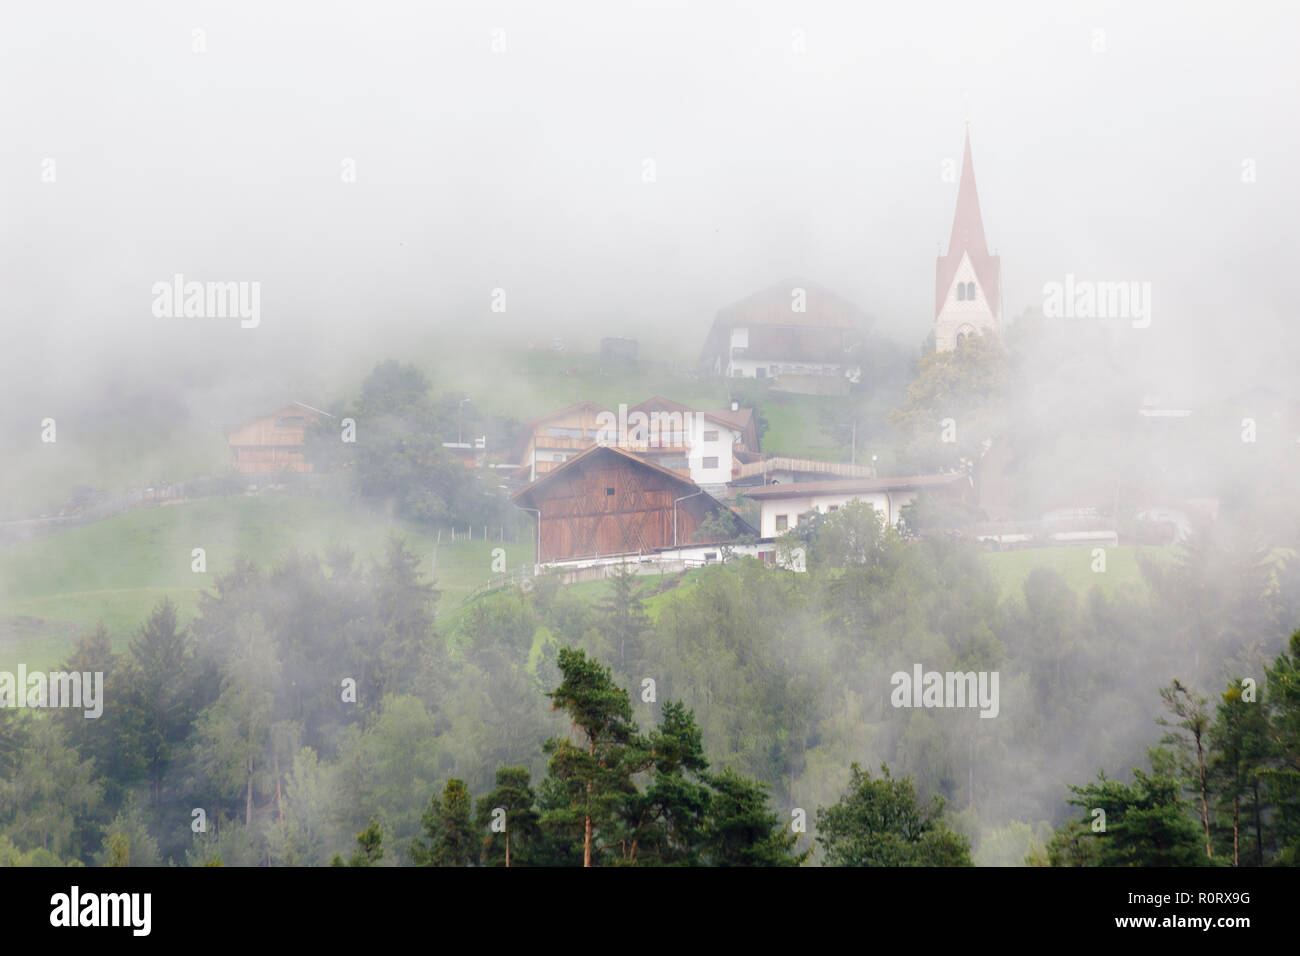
[673,489,706,548]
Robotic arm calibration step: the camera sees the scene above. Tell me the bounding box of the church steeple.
[934,128,1001,351]
[949,130,989,260]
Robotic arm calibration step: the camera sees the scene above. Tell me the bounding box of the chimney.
[730,400,739,412]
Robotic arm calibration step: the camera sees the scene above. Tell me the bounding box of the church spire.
[948,129,989,260]
[934,127,1001,350]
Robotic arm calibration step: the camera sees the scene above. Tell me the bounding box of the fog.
[2,0,1298,866]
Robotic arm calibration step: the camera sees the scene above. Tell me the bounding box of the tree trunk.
[584,736,595,867]
[1195,730,1211,858]
[245,757,255,828]
[1252,778,1263,866]
[1232,792,1239,867]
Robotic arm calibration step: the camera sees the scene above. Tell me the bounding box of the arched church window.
[965,281,976,299]
[956,283,966,301]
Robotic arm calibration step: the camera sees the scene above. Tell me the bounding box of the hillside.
[0,494,532,670]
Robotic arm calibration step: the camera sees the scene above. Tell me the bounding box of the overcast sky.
[3,0,1297,408]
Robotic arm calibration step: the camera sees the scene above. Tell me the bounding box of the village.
[6,0,1300,889]
[202,129,1277,591]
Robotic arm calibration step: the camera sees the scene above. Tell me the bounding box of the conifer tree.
[540,648,641,866]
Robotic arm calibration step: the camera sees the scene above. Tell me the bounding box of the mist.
[2,0,1299,872]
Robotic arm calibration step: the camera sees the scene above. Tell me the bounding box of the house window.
[605,487,615,496]
[828,504,839,512]
[703,456,719,469]
[703,430,719,442]
[704,552,718,563]
[775,514,788,531]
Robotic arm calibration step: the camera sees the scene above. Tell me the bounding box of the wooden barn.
[511,444,753,564]
[226,401,332,475]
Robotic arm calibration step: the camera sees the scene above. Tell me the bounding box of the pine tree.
[1264,628,1300,864]
[598,565,651,674]
[411,779,476,866]
[540,647,641,867]
[116,598,200,807]
[615,700,711,865]
[1062,754,1206,867]
[815,763,972,866]
[1209,679,1270,865]
[475,767,540,867]
[702,767,808,866]
[330,817,384,867]
[1158,679,1214,859]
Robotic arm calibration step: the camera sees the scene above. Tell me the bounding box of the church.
[934,130,1001,352]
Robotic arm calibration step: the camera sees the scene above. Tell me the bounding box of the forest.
[2,495,1297,867]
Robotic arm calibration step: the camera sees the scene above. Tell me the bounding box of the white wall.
[726,357,843,378]
[936,251,998,352]
[758,491,916,537]
[687,415,740,485]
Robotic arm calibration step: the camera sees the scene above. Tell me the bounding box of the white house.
[742,475,969,537]
[700,279,866,392]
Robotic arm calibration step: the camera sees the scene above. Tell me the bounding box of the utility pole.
[458,397,471,444]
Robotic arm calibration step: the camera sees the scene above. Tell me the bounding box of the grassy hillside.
[426,348,844,462]
[0,494,533,670]
[981,544,1172,600]
[0,485,1175,676]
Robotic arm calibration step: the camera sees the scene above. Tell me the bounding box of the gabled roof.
[511,443,700,505]
[517,399,605,432]
[630,395,696,417]
[936,130,1000,318]
[511,444,758,537]
[701,407,753,431]
[714,278,866,330]
[227,400,333,435]
[514,399,607,456]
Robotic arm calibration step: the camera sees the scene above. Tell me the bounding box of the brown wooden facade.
[226,401,331,475]
[512,445,751,564]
